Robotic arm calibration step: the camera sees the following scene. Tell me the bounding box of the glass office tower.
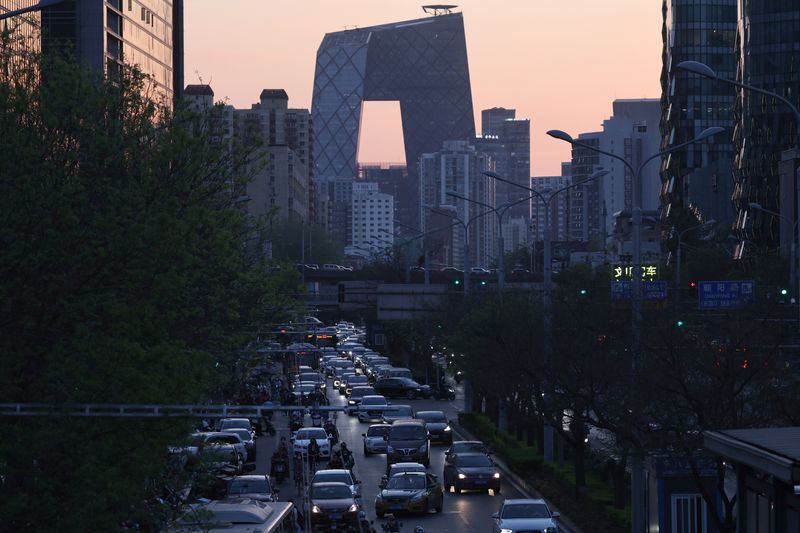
[660,1,737,237]
[311,12,475,226]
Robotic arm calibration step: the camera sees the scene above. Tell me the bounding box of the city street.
[254,386,532,532]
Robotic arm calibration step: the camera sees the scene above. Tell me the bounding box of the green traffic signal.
[453,279,461,285]
[780,288,789,296]
[480,280,487,286]
[579,288,588,296]
[676,319,685,328]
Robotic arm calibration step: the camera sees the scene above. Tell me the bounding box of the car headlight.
[457,473,466,479]
[500,529,513,533]
[418,443,427,452]
[311,505,322,514]
[444,426,452,432]
[493,472,501,479]
[348,400,356,405]
[348,504,359,512]
[543,528,557,533]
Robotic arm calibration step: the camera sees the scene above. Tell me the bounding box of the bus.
[171,498,298,532]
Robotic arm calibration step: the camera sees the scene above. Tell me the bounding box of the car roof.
[313,469,353,477]
[502,498,548,506]
[391,418,425,426]
[390,462,426,470]
[415,410,445,416]
[453,452,490,459]
[452,440,484,445]
[310,481,350,488]
[368,424,391,429]
[232,474,269,482]
[362,395,386,401]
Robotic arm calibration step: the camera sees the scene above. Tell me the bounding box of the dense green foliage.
[0,46,301,530]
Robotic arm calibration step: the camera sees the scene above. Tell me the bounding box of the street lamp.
[445,191,533,292]
[393,220,431,285]
[548,125,724,533]
[422,204,493,297]
[674,220,716,314]
[679,59,800,305]
[483,168,608,462]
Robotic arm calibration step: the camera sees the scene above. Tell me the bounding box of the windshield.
[208,435,238,445]
[311,485,352,499]
[388,406,412,417]
[300,373,321,381]
[453,442,485,454]
[367,426,390,437]
[362,397,386,406]
[416,412,446,423]
[229,479,270,494]
[386,475,425,490]
[226,429,252,442]
[456,455,493,467]
[312,472,351,484]
[399,378,419,386]
[350,388,374,398]
[390,426,427,440]
[220,420,249,430]
[296,429,327,440]
[502,503,551,519]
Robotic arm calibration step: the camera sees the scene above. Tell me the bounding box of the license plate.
[330,514,342,520]
[475,480,487,485]
[390,504,403,510]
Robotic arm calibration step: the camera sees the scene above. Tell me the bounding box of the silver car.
[491,499,560,533]
[310,468,362,499]
[362,424,391,455]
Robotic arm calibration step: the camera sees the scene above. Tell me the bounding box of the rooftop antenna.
[422,5,458,16]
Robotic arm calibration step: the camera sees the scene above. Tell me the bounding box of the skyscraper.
[311,11,475,227]
[660,0,737,233]
[531,175,571,243]
[732,1,800,260]
[1,0,184,103]
[351,182,394,254]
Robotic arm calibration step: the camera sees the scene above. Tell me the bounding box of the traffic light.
[453,279,461,285]
[676,319,685,328]
[781,288,789,296]
[579,288,588,296]
[480,280,487,286]
[688,281,699,299]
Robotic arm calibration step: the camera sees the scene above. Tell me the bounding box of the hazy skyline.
[185,1,662,176]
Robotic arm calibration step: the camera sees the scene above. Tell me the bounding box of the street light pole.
[679,60,800,330]
[674,220,716,315]
[547,126,724,533]
[483,169,608,462]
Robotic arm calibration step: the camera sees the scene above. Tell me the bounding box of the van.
[386,419,430,470]
[378,367,413,381]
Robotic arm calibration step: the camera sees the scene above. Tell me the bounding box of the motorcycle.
[381,514,402,533]
[433,385,456,401]
[270,454,289,484]
[324,422,339,445]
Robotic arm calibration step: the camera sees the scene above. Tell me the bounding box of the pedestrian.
[287,498,304,532]
[308,437,320,473]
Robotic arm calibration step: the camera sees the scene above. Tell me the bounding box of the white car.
[491,498,560,533]
[192,432,248,463]
[292,427,331,459]
[357,395,389,423]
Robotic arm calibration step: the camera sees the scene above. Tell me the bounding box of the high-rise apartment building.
[660,0,737,232]
[312,11,475,228]
[357,163,414,235]
[568,133,602,242]
[185,86,313,225]
[476,108,531,218]
[419,140,496,269]
[732,1,800,260]
[351,182,394,254]
[531,175,571,242]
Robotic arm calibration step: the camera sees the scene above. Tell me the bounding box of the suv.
[386,419,430,470]
[374,377,431,400]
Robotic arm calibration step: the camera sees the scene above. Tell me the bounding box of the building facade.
[1,1,40,80]
[351,182,394,255]
[357,163,414,236]
[419,140,496,269]
[732,1,800,261]
[568,132,603,242]
[660,0,737,234]
[311,11,475,228]
[531,175,571,242]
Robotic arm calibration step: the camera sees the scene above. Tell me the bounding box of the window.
[671,494,707,533]
[128,0,132,10]
[141,7,145,21]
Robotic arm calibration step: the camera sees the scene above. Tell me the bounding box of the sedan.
[382,404,414,425]
[374,377,431,400]
[374,472,444,517]
[379,462,427,490]
[222,428,257,462]
[346,386,376,415]
[415,410,453,444]
[443,452,501,494]
[310,469,362,499]
[357,395,389,423]
[362,424,391,456]
[226,474,277,503]
[491,498,560,533]
[444,440,490,464]
[309,482,361,529]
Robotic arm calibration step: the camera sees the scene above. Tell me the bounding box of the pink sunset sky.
[184,0,662,176]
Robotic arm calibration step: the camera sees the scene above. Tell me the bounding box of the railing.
[0,403,351,418]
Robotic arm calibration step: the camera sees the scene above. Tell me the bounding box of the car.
[415,410,453,444]
[338,372,358,394]
[222,428,257,462]
[357,395,390,423]
[374,472,444,517]
[292,427,331,459]
[291,382,318,402]
[226,474,278,502]
[386,419,430,469]
[346,385,376,414]
[491,498,561,533]
[172,498,297,532]
[362,424,391,456]
[470,267,490,274]
[345,375,369,395]
[192,432,248,464]
[309,482,361,529]
[443,452,501,494]
[374,377,431,400]
[382,404,414,425]
[444,440,490,464]
[322,263,343,271]
[440,266,463,273]
[310,469,362,499]
[298,372,326,392]
[380,462,428,489]
[218,418,255,440]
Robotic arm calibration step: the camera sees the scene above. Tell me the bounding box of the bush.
[505,446,542,475]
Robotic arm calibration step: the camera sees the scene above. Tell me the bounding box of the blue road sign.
[698,280,755,309]
[611,281,668,301]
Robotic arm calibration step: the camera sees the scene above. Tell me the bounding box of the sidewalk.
[451,421,585,533]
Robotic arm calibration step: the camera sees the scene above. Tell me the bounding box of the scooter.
[433,385,456,401]
[270,454,289,484]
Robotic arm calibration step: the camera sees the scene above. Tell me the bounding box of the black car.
[374,377,432,400]
[415,410,452,444]
[309,481,361,529]
[443,452,501,494]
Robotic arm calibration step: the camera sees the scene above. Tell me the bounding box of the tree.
[0,45,301,530]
